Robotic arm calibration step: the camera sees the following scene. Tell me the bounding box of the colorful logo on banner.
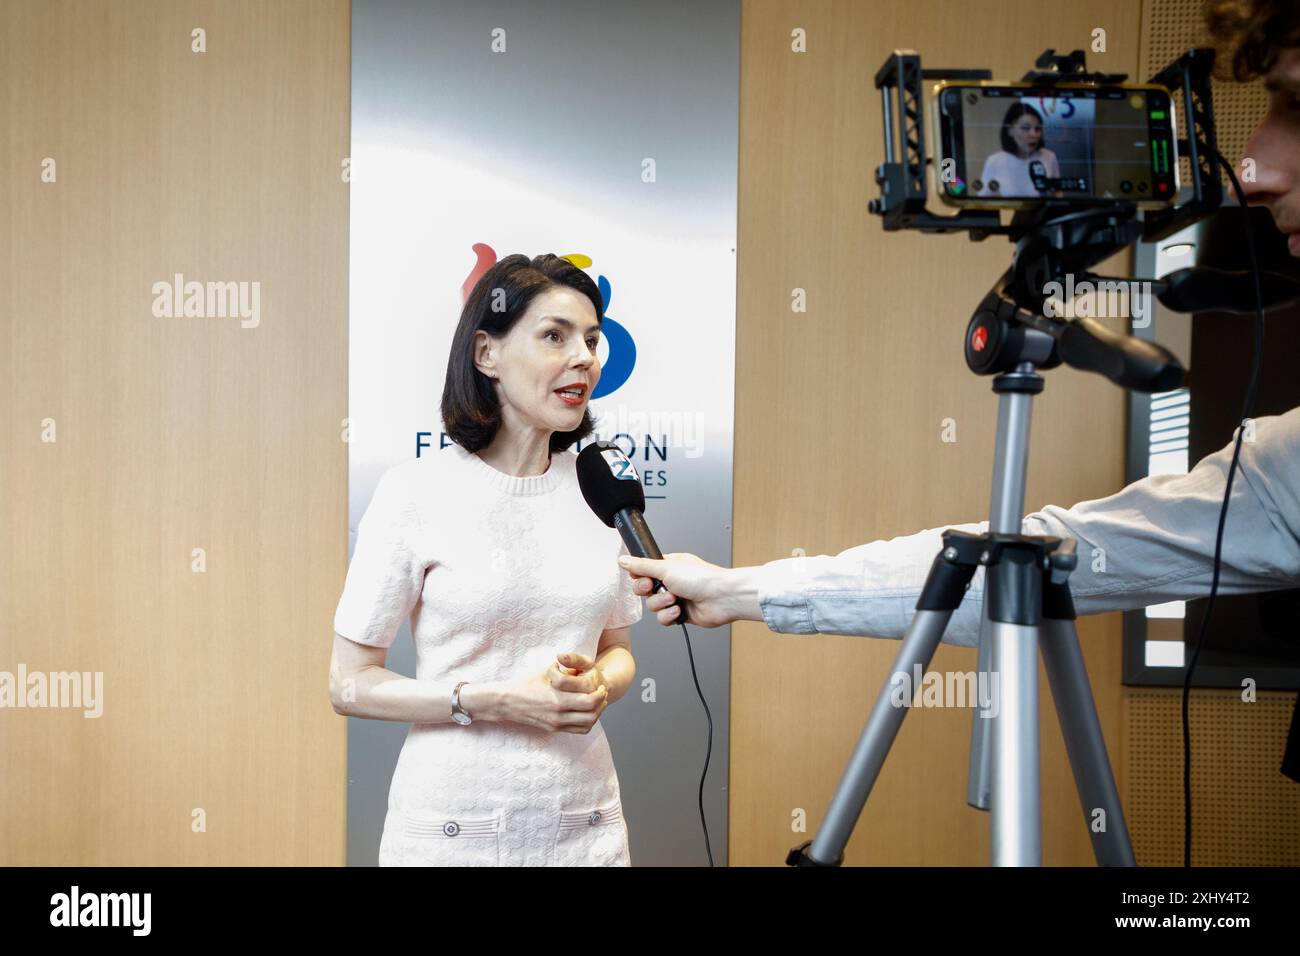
[461,244,636,398]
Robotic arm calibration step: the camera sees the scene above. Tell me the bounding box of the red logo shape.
[971,325,988,352]
[462,243,498,303]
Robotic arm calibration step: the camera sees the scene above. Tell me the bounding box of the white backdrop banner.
[347,0,738,866]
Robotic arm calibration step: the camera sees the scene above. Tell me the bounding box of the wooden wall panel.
[0,0,351,864]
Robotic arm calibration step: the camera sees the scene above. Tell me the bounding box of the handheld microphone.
[1029,160,1047,192]
[576,441,689,624]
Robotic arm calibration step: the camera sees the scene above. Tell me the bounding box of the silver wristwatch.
[451,681,473,725]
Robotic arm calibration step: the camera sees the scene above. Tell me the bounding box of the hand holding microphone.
[576,441,693,623]
[577,440,763,631]
[618,553,739,628]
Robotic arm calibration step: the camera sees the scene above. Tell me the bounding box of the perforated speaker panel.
[1140,0,1269,180]
[1125,689,1300,865]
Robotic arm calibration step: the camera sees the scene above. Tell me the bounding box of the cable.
[1181,151,1266,867]
[678,620,715,866]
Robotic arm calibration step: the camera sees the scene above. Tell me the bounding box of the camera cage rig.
[870,47,1222,241]
[868,47,1226,394]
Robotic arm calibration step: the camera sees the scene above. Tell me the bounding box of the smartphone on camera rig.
[932,79,1180,209]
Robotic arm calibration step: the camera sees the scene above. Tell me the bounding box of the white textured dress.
[333,442,643,866]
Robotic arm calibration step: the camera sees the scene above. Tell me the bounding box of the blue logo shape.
[592,273,636,399]
[1039,96,1076,120]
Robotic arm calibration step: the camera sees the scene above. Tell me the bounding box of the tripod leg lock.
[919,529,1080,622]
[916,529,985,611]
[1044,537,1078,622]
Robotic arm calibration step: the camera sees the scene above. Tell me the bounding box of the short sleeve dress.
[333,443,643,866]
[977,148,1060,197]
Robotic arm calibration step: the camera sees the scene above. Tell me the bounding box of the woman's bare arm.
[329,632,503,723]
[593,625,636,705]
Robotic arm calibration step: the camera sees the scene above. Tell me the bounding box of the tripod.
[789,360,1135,866]
[789,194,1197,865]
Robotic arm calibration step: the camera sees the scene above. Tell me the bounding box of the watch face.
[452,711,471,726]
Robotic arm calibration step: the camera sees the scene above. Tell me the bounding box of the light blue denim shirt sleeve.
[755,407,1300,647]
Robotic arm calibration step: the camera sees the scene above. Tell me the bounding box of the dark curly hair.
[441,253,604,454]
[1205,0,1300,81]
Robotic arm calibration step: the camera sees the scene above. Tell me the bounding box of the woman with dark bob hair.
[976,101,1060,198]
[331,253,643,866]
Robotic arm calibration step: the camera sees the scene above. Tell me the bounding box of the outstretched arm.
[624,410,1300,646]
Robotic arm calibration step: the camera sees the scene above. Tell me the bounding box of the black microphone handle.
[613,508,690,624]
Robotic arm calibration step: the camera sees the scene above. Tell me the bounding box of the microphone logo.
[601,448,640,482]
[1029,160,1047,192]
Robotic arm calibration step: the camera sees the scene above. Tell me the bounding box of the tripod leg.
[804,608,955,864]
[789,530,982,866]
[966,612,994,810]
[990,619,1041,865]
[1040,617,1136,866]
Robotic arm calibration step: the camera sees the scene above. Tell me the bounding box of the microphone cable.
[1181,150,1266,867]
[677,617,715,866]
